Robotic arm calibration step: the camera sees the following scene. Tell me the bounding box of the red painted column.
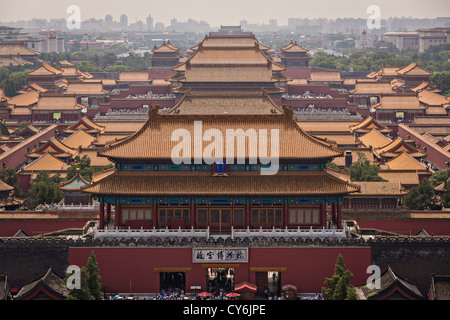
[152,203,158,228]
[106,203,111,223]
[190,203,196,228]
[331,203,336,225]
[99,203,105,229]
[337,203,342,229]
[283,203,289,228]
[115,203,122,228]
[245,203,250,228]
[320,203,326,228]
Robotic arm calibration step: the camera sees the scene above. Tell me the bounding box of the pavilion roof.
[0,54,33,67]
[118,71,150,82]
[26,136,75,159]
[361,267,424,300]
[0,178,13,192]
[396,63,432,76]
[7,90,39,107]
[14,124,40,137]
[91,134,129,147]
[0,42,39,56]
[374,137,427,158]
[350,116,392,134]
[351,81,394,95]
[63,117,105,134]
[351,181,406,195]
[280,40,309,53]
[58,170,91,191]
[14,268,69,300]
[373,94,424,110]
[27,63,62,76]
[81,169,360,196]
[411,82,440,93]
[309,70,341,82]
[378,170,424,186]
[61,129,97,149]
[152,40,181,53]
[21,152,69,172]
[418,90,448,107]
[65,82,108,95]
[98,105,343,162]
[357,128,392,149]
[18,83,48,94]
[377,66,400,77]
[30,94,83,111]
[173,34,283,83]
[381,151,429,171]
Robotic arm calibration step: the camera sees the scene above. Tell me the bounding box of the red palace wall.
[69,246,371,294]
[0,125,58,170]
[398,125,450,170]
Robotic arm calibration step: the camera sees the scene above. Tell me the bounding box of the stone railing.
[231,226,347,239]
[93,225,210,239]
[92,224,348,240]
[38,201,99,212]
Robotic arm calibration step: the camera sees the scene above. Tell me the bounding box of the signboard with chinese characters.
[192,248,248,263]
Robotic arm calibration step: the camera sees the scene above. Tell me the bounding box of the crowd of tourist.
[293,105,350,113]
[126,91,176,99]
[282,91,333,99]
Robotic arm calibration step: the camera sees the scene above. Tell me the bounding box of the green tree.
[431,71,450,96]
[322,254,358,300]
[404,178,439,210]
[85,251,103,300]
[326,162,340,170]
[0,122,9,136]
[429,168,450,187]
[66,155,112,181]
[65,267,94,300]
[25,171,63,209]
[440,180,450,208]
[349,153,386,182]
[66,250,102,300]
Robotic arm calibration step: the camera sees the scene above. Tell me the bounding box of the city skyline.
[1,0,449,26]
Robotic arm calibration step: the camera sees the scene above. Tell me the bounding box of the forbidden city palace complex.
[1,29,450,301]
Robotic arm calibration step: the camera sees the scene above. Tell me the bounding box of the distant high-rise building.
[240,19,248,31]
[146,15,153,31]
[269,19,277,27]
[154,22,165,32]
[120,14,128,30]
[105,14,113,25]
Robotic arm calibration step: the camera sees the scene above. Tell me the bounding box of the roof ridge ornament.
[148,105,160,117]
[281,104,294,118]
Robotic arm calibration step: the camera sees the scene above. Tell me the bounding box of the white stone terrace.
[93,224,348,240]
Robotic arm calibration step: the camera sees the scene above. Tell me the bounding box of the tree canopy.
[25,171,63,209]
[322,254,358,300]
[66,250,103,300]
[349,153,386,182]
[66,155,113,181]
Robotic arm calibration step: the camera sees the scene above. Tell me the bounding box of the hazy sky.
[1,0,449,26]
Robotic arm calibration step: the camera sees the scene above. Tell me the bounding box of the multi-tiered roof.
[171,33,286,91]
